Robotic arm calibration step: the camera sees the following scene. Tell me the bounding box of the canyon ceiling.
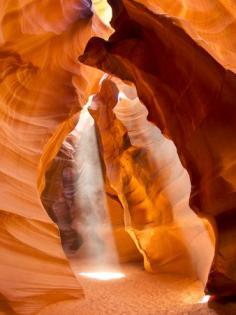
[0,0,236,314]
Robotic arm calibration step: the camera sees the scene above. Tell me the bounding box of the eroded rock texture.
[89,78,214,281]
[133,0,236,74]
[0,1,110,314]
[42,115,140,263]
[80,0,236,296]
[41,134,83,254]
[1,0,236,312]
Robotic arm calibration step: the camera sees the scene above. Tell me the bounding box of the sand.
[38,261,236,315]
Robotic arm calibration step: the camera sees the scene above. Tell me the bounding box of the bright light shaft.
[79,271,125,281]
[74,104,119,270]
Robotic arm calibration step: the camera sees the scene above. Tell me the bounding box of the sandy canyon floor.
[36,261,236,315]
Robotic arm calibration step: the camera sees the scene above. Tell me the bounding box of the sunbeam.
[79,271,125,281]
[72,97,121,274]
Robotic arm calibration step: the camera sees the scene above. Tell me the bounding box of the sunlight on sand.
[79,271,125,281]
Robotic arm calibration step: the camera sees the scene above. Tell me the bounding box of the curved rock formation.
[89,78,214,281]
[0,1,110,314]
[80,0,236,296]
[133,0,236,74]
[42,114,140,263]
[0,49,82,315]
[1,0,236,312]
[41,134,83,254]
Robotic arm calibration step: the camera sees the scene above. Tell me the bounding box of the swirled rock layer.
[0,1,110,314]
[80,0,236,296]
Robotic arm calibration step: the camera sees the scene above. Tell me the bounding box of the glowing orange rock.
[42,131,140,263]
[0,1,110,314]
[132,0,236,74]
[81,0,236,296]
[89,78,214,280]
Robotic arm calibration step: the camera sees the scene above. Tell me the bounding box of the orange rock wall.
[90,78,214,281]
[0,0,236,310]
[41,131,141,263]
[133,0,236,73]
[0,1,109,314]
[81,0,236,296]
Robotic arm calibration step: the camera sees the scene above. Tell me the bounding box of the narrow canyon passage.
[1,1,236,314]
[40,82,219,315]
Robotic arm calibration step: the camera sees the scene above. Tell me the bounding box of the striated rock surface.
[72,104,141,264]
[0,1,110,314]
[0,49,82,315]
[1,0,236,311]
[41,134,83,254]
[89,78,214,281]
[80,0,236,296]
[42,121,140,263]
[133,0,236,74]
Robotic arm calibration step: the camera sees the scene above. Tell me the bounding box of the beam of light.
[79,271,125,281]
[72,97,121,275]
[199,295,211,303]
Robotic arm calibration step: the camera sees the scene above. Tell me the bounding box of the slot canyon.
[0,0,236,314]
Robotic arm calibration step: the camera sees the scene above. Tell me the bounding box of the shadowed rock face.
[130,0,236,75]
[80,0,236,296]
[41,136,83,254]
[42,130,141,263]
